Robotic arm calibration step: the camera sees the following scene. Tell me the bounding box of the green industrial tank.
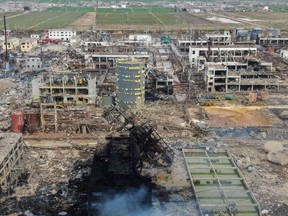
[225,94,234,100]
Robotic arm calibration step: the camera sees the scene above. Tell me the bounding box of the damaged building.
[0,133,24,192]
[1,23,288,216]
[180,30,288,92]
[32,72,96,104]
[20,55,43,70]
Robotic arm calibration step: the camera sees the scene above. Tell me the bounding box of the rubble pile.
[0,78,30,131]
[258,51,288,71]
[42,106,109,133]
[0,147,94,215]
[264,141,288,165]
[43,48,85,71]
[1,26,288,216]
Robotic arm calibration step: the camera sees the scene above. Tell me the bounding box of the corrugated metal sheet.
[183,148,261,216]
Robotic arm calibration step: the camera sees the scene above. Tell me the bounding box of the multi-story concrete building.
[48,29,76,42]
[123,34,152,46]
[203,60,286,92]
[20,38,38,52]
[85,53,149,71]
[176,31,232,52]
[23,56,42,70]
[32,72,96,104]
[189,45,257,71]
[1,38,20,50]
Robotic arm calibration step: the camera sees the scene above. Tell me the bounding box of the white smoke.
[99,186,152,216]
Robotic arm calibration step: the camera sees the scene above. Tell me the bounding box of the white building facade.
[127,34,152,46]
[48,29,76,42]
[30,34,40,39]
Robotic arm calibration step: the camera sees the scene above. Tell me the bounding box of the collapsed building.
[84,47,149,71]
[174,30,288,93]
[31,72,97,132]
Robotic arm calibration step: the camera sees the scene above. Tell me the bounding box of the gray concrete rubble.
[1,26,288,216]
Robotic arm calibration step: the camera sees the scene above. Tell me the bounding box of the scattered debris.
[264,141,283,153]
[267,151,288,165]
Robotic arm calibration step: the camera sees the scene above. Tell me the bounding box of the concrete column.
[88,78,96,104]
[82,125,87,134]
[225,70,228,92]
[31,79,40,102]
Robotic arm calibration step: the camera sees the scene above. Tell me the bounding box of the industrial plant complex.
[0,1,288,216]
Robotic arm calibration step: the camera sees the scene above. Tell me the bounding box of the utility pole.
[4,15,9,61]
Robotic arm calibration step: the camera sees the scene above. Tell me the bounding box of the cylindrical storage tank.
[250,28,262,41]
[161,36,171,44]
[11,111,24,133]
[27,112,40,133]
[237,30,249,39]
[235,28,243,37]
[267,28,280,38]
[116,59,145,109]
[225,94,234,100]
[102,95,115,107]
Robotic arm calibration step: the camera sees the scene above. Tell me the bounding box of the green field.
[48,6,95,12]
[154,12,177,25]
[96,7,174,13]
[128,12,160,25]
[96,8,132,13]
[270,5,288,12]
[96,9,177,26]
[0,7,178,30]
[0,12,21,18]
[96,13,127,25]
[0,11,83,30]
